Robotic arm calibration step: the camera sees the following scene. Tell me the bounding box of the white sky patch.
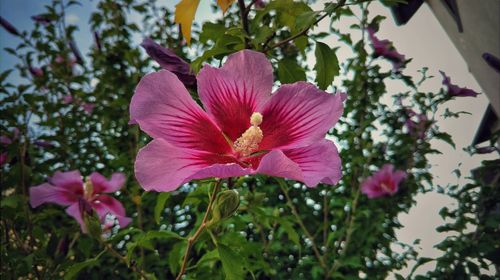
[65,14,80,24]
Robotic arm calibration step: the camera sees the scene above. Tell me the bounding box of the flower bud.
[208,190,240,227]
[0,16,20,36]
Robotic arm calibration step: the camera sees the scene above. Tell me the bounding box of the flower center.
[380,181,393,193]
[233,112,263,157]
[83,177,94,200]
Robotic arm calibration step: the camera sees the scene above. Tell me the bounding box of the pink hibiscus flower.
[439,71,480,97]
[130,50,345,192]
[29,170,131,233]
[361,164,406,199]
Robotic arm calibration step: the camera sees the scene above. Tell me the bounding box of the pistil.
[233,112,264,157]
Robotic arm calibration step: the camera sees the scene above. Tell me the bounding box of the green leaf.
[276,218,300,247]
[434,132,456,149]
[295,11,320,31]
[277,58,306,84]
[218,244,245,280]
[154,193,171,224]
[314,42,339,90]
[64,250,105,280]
[199,22,227,44]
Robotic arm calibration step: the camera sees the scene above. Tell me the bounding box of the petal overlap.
[135,138,251,192]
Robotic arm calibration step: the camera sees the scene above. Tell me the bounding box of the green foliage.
[314,41,340,90]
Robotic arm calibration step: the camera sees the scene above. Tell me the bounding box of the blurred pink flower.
[62,95,74,104]
[131,50,345,192]
[29,170,131,233]
[439,71,480,97]
[81,103,95,114]
[361,164,406,199]
[0,135,12,145]
[54,55,77,68]
[0,152,7,166]
[367,27,406,71]
[254,0,265,8]
[29,66,44,78]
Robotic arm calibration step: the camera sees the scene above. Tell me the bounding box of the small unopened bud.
[0,16,20,36]
[208,190,240,228]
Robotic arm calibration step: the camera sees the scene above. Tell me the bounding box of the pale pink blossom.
[130,50,345,192]
[62,94,74,104]
[29,170,131,233]
[361,164,406,199]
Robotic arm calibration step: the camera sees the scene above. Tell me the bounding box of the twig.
[264,0,347,52]
[278,179,327,270]
[176,180,221,280]
[237,0,251,48]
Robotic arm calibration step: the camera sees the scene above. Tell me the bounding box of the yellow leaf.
[216,0,236,13]
[174,0,200,45]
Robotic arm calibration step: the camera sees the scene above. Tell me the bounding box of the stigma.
[233,112,263,157]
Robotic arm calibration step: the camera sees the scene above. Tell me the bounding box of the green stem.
[176,180,221,280]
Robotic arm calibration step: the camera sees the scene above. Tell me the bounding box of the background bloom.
[29,170,131,232]
[368,27,406,71]
[440,71,480,97]
[131,50,345,192]
[361,164,406,198]
[81,102,95,114]
[404,108,428,139]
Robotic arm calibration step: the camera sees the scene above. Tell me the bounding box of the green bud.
[208,190,240,227]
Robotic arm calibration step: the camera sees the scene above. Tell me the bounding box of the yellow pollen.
[233,112,264,157]
[83,177,94,200]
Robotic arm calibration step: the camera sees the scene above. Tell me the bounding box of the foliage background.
[0,0,498,279]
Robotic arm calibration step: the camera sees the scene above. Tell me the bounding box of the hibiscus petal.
[29,183,80,208]
[197,50,273,141]
[130,70,231,154]
[283,139,342,187]
[256,140,342,187]
[92,195,131,228]
[256,150,303,182]
[49,170,83,188]
[259,82,344,150]
[65,202,86,232]
[89,172,126,194]
[135,138,251,192]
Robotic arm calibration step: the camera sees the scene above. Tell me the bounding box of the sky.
[0,0,497,277]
